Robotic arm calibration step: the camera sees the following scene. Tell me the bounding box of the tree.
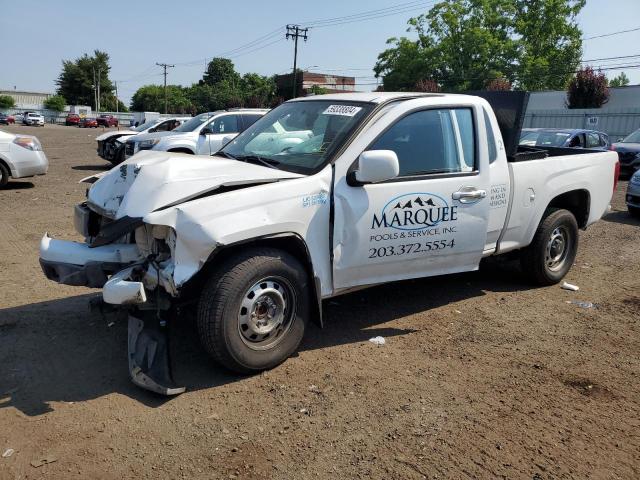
[201,58,241,87]
[375,0,519,92]
[609,72,630,87]
[374,0,585,92]
[515,0,585,91]
[55,50,114,109]
[44,95,66,111]
[131,85,192,113]
[0,95,15,109]
[566,67,609,108]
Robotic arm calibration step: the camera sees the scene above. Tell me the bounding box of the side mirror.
[349,150,399,186]
[200,126,212,136]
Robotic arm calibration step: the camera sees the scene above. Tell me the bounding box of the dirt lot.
[0,124,638,479]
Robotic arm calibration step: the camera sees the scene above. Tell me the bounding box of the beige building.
[0,89,54,110]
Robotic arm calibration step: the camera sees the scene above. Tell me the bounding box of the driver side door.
[197,114,240,155]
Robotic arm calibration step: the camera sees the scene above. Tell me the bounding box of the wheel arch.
[181,232,323,327]
[167,147,195,154]
[546,189,590,229]
[0,154,15,178]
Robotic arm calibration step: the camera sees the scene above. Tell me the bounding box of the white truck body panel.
[40,93,618,304]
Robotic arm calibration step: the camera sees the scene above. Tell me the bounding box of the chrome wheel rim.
[546,226,570,272]
[237,277,295,350]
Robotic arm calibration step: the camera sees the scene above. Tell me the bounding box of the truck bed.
[498,149,618,253]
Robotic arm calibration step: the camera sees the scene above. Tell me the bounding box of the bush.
[44,95,67,112]
[415,79,441,93]
[0,95,15,109]
[567,67,609,109]
[485,78,512,91]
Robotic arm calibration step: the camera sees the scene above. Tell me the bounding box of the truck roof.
[293,92,444,104]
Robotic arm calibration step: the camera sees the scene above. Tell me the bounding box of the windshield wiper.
[216,151,237,160]
[236,155,280,170]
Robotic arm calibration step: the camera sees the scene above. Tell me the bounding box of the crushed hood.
[87,151,303,219]
[124,130,181,143]
[96,130,138,141]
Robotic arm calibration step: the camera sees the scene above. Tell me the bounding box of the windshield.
[173,113,213,132]
[134,120,159,132]
[221,101,373,174]
[622,129,640,143]
[520,130,571,147]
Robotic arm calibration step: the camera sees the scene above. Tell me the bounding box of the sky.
[1,0,639,105]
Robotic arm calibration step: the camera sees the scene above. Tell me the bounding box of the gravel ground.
[0,124,639,480]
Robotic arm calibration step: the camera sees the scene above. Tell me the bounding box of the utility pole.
[156,62,175,114]
[97,67,101,113]
[92,67,97,113]
[286,25,308,99]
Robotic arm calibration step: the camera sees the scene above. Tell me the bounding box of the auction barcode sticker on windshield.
[322,105,362,116]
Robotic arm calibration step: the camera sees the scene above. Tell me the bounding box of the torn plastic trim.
[103,267,147,305]
[90,216,143,248]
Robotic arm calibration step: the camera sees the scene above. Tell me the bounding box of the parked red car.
[0,113,15,125]
[65,114,80,126]
[79,117,98,128]
[96,114,118,127]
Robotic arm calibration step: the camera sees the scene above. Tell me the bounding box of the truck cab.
[39,92,618,395]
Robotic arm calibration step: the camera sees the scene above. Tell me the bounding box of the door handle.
[452,187,487,204]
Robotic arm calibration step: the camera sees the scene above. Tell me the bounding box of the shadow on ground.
[71,164,111,171]
[2,181,34,190]
[602,210,640,227]
[0,262,528,417]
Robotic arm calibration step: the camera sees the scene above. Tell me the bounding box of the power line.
[583,26,640,40]
[300,0,434,28]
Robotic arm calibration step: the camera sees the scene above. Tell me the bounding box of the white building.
[528,85,640,110]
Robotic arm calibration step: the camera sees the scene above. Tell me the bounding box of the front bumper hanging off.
[39,234,185,396]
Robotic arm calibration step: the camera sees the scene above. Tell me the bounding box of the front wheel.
[629,206,640,218]
[520,208,579,285]
[197,248,309,374]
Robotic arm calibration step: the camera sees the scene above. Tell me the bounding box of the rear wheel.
[197,248,309,374]
[0,162,10,188]
[629,206,640,218]
[520,208,578,285]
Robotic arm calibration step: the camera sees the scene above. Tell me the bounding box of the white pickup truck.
[39,92,619,394]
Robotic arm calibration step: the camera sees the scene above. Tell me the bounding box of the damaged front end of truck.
[39,151,306,395]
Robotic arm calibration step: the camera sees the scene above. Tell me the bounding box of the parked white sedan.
[0,129,48,187]
[24,112,45,127]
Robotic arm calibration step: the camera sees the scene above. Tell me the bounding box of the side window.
[155,120,173,132]
[586,132,600,148]
[241,114,263,131]
[599,134,609,147]
[483,109,498,163]
[210,115,239,134]
[368,108,475,177]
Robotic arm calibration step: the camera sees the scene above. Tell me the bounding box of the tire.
[197,248,310,374]
[520,208,579,285]
[629,206,640,218]
[0,162,10,188]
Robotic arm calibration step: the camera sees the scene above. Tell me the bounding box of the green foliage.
[609,72,630,88]
[375,0,584,92]
[131,85,192,113]
[55,50,115,108]
[130,58,276,114]
[43,95,66,111]
[308,84,329,96]
[566,67,609,108]
[0,95,16,109]
[515,0,585,90]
